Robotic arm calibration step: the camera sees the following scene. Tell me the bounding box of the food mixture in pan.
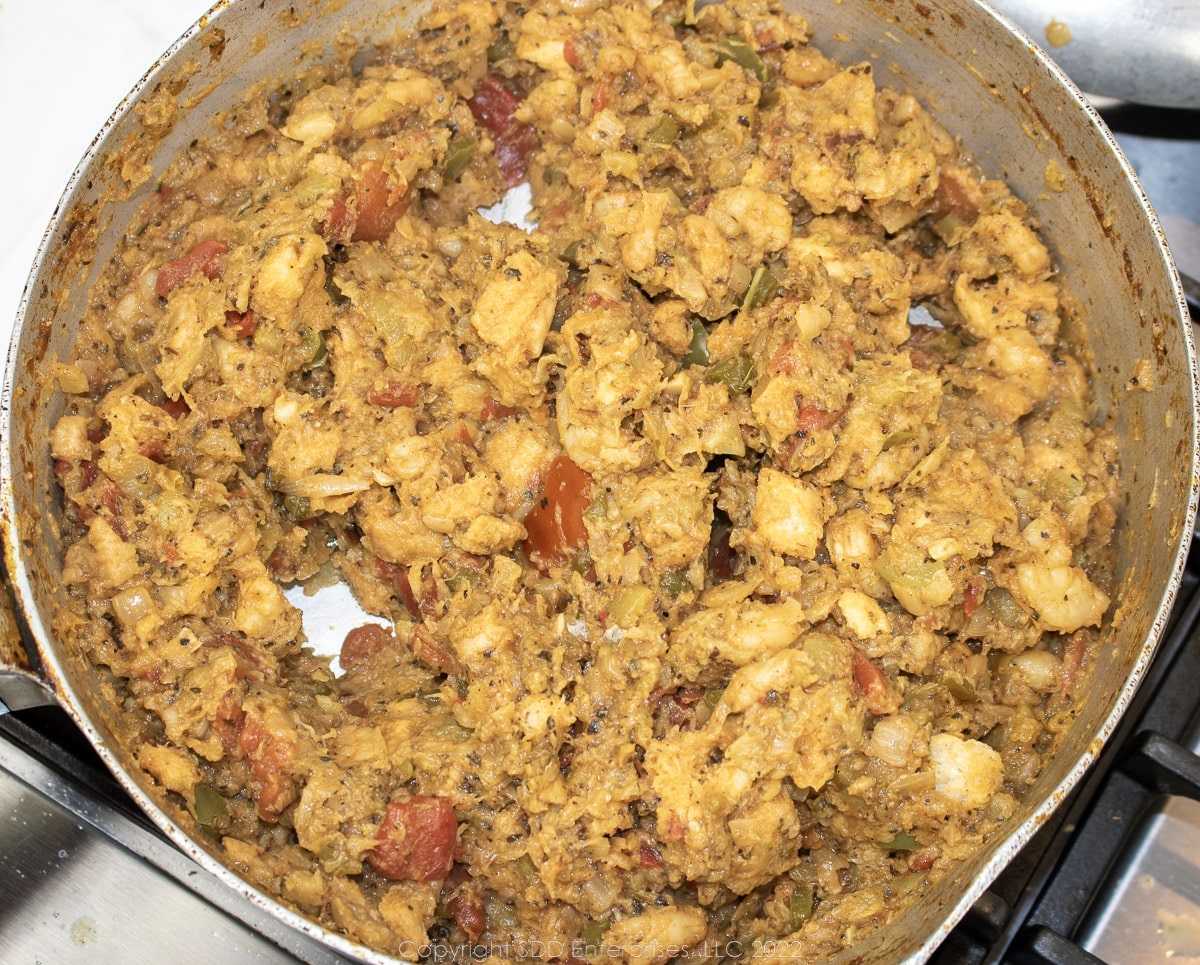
[48,0,1119,959]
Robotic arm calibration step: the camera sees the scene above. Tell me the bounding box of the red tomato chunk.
[852,652,894,717]
[368,795,458,882]
[352,160,410,243]
[225,309,258,339]
[340,623,394,669]
[155,238,230,298]
[467,75,538,187]
[522,454,591,567]
[367,380,419,408]
[238,710,297,822]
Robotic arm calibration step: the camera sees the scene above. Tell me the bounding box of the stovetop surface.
[0,703,353,963]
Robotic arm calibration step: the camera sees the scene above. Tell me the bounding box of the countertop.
[0,0,213,342]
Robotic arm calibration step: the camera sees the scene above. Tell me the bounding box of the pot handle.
[0,566,56,713]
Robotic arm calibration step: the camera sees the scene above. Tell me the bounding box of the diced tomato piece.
[225,309,258,339]
[522,454,591,568]
[480,397,519,421]
[493,123,538,188]
[138,440,168,463]
[767,338,798,376]
[467,75,537,187]
[368,796,458,882]
[212,691,246,755]
[352,160,410,243]
[962,578,985,621]
[592,80,611,113]
[367,380,419,408]
[155,238,230,298]
[451,421,476,449]
[541,194,574,231]
[444,866,487,940]
[654,684,706,730]
[408,625,460,677]
[204,628,264,663]
[584,291,623,311]
[451,886,487,942]
[666,701,691,730]
[445,865,486,941]
[467,74,522,136]
[796,403,844,433]
[341,623,395,669]
[825,131,866,154]
[375,559,446,621]
[322,193,355,246]
[839,337,856,369]
[161,397,191,419]
[563,37,580,68]
[639,840,664,869]
[375,559,422,618]
[905,324,949,372]
[97,483,126,537]
[852,652,895,717]
[1061,630,1088,694]
[933,169,979,223]
[238,709,297,822]
[662,812,686,843]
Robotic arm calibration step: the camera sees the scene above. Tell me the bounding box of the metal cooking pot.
[1,0,1196,961]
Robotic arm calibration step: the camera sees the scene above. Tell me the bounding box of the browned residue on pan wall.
[0,565,30,673]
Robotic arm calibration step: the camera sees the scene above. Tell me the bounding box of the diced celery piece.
[681,318,709,368]
[878,831,921,851]
[789,884,815,930]
[610,585,654,627]
[659,567,690,599]
[443,138,478,181]
[647,114,681,145]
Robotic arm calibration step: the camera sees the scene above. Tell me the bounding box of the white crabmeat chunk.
[752,468,830,559]
[603,905,709,965]
[929,733,1004,810]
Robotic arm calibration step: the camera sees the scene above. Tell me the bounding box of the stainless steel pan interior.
[2,0,1196,962]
